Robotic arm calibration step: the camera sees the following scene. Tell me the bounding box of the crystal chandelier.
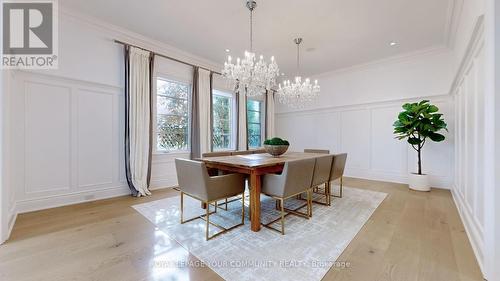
[277,38,320,108]
[221,0,280,97]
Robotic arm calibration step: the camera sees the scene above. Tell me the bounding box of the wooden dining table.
[201,151,322,232]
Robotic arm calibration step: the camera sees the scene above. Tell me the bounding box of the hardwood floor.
[0,178,482,281]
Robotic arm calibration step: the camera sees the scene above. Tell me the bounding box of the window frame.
[246,97,265,149]
[153,75,192,154]
[212,89,237,151]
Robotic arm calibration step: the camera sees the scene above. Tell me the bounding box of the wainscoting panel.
[276,96,454,189]
[10,71,179,214]
[76,89,114,189]
[340,109,371,170]
[25,81,72,194]
[370,106,407,174]
[450,17,485,272]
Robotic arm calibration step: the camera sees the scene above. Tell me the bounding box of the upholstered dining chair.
[175,158,246,240]
[261,158,315,235]
[304,149,330,154]
[328,153,348,203]
[251,148,266,154]
[231,150,254,156]
[309,154,334,206]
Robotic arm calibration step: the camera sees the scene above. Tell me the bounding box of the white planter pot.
[408,173,430,192]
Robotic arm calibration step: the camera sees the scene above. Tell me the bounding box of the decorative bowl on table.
[263,137,290,157]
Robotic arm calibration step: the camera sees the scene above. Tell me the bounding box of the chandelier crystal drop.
[277,38,320,108]
[221,0,279,97]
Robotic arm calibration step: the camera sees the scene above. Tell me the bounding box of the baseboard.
[451,188,485,277]
[345,168,452,189]
[1,202,18,245]
[15,185,132,214]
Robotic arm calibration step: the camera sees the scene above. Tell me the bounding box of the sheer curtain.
[266,90,275,138]
[198,69,212,155]
[237,91,248,150]
[124,46,154,197]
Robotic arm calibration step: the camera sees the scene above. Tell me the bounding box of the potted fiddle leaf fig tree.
[393,100,447,191]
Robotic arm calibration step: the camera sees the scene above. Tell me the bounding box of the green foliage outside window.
[156,79,190,151]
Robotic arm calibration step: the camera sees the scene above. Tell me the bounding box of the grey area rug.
[132,186,387,281]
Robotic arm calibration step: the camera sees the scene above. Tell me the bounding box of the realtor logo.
[2,0,58,69]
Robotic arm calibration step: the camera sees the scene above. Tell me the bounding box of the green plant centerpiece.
[263,137,290,157]
[393,100,447,191]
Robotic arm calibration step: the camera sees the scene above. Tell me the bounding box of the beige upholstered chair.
[261,158,315,235]
[202,151,232,158]
[328,153,348,202]
[304,149,330,154]
[231,150,254,156]
[251,148,266,154]
[175,158,246,240]
[309,154,334,206]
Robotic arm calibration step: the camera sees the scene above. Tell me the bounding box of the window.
[156,78,190,152]
[247,99,264,148]
[212,90,236,150]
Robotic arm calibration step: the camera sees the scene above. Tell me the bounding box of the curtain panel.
[237,91,248,150]
[266,90,276,139]
[190,68,212,159]
[124,46,154,197]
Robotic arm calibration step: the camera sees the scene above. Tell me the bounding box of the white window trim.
[153,76,192,154]
[212,89,237,151]
[247,98,266,149]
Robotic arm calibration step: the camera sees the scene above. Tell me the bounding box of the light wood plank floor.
[0,178,483,281]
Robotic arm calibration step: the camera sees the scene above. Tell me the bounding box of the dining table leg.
[249,171,261,232]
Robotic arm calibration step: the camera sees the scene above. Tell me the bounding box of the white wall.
[276,49,455,188]
[277,48,455,113]
[2,8,221,243]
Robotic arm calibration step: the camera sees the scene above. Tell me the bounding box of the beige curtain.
[266,90,275,138]
[198,69,212,154]
[125,46,153,197]
[237,91,247,150]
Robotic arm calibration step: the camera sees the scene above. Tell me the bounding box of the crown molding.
[58,6,223,72]
[310,45,451,79]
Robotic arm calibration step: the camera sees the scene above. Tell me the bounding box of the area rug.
[132,186,386,281]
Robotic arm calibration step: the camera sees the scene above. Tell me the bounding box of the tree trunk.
[417,146,422,175]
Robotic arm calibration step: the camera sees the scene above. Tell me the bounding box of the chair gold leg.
[205,201,210,241]
[180,192,184,223]
[340,177,343,198]
[241,194,245,224]
[280,198,285,235]
[331,177,344,199]
[307,189,312,217]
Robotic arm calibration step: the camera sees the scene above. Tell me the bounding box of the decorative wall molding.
[450,15,486,276]
[276,95,454,189]
[10,70,177,217]
[449,16,485,94]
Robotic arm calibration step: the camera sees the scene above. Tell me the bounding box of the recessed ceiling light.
[389,41,398,46]
[281,73,285,76]
[225,49,230,52]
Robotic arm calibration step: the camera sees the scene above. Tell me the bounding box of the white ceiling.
[61,0,452,76]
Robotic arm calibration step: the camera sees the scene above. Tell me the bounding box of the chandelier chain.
[221,0,279,97]
[250,9,253,52]
[296,41,300,76]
